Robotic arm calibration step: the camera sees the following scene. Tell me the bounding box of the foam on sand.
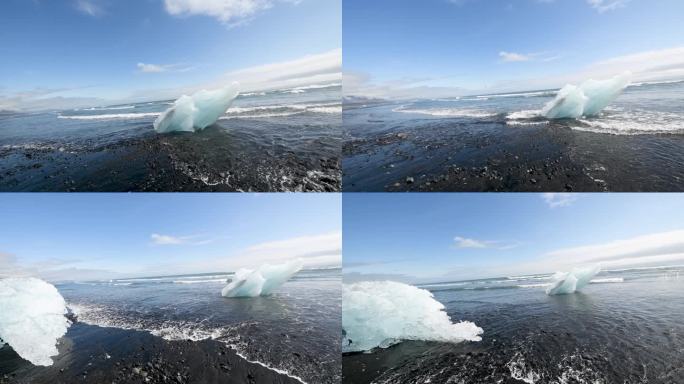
[546,265,601,295]
[0,277,71,366]
[154,82,239,133]
[342,281,483,352]
[221,260,303,298]
[542,73,631,119]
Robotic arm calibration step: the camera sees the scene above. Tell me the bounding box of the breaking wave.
[58,112,160,120]
[68,303,307,383]
[393,105,496,118]
[220,103,341,119]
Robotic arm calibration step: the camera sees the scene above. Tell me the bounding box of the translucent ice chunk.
[0,277,71,366]
[154,82,239,133]
[342,281,483,352]
[221,259,303,298]
[546,265,601,295]
[542,73,631,119]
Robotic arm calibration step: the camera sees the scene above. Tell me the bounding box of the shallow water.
[58,268,342,384]
[343,266,684,383]
[343,81,684,192]
[0,86,341,192]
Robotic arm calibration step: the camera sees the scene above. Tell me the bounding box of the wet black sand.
[0,122,340,192]
[342,288,684,384]
[0,322,302,384]
[342,118,684,192]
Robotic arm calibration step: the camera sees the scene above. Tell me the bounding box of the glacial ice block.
[154,82,239,133]
[546,265,601,295]
[342,281,483,353]
[542,72,631,119]
[0,277,71,366]
[221,259,303,298]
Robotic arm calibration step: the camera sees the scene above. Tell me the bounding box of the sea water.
[46,268,341,384]
[348,265,684,383]
[0,84,341,191]
[343,80,684,191]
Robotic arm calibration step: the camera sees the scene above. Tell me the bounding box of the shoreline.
[343,118,684,192]
[0,125,341,192]
[0,322,303,384]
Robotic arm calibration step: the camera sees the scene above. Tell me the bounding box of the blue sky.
[343,193,684,282]
[344,0,684,98]
[0,193,341,281]
[0,0,341,110]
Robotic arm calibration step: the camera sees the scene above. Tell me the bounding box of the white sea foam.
[57,112,160,120]
[516,283,551,288]
[393,106,496,118]
[507,274,553,281]
[342,281,483,352]
[219,103,341,119]
[542,72,631,119]
[69,303,307,383]
[546,265,601,295]
[221,260,303,298]
[154,83,239,133]
[507,352,541,384]
[590,277,624,284]
[475,90,557,100]
[79,105,135,111]
[283,83,341,93]
[173,279,226,284]
[629,79,684,87]
[0,277,71,366]
[574,110,684,135]
[506,110,542,120]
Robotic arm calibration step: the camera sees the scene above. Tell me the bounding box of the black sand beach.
[0,122,340,192]
[0,322,302,384]
[343,118,684,192]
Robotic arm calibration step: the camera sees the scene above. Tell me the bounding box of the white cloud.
[145,231,341,276]
[453,236,522,250]
[343,71,467,100]
[129,48,341,102]
[544,230,684,268]
[499,51,531,62]
[4,49,340,111]
[0,87,104,112]
[150,233,214,246]
[136,63,194,74]
[586,0,629,13]
[499,51,562,63]
[163,0,300,26]
[0,251,116,282]
[75,0,105,16]
[137,63,167,73]
[235,231,342,267]
[454,236,488,248]
[542,193,578,208]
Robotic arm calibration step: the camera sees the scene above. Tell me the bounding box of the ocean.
[20,268,341,384]
[343,265,684,383]
[0,84,341,192]
[343,80,684,192]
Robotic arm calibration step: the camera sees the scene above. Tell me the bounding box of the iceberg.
[221,259,303,298]
[546,265,601,295]
[542,72,631,119]
[342,281,483,353]
[0,277,71,366]
[153,82,239,133]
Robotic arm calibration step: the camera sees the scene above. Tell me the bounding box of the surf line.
[231,348,309,384]
[70,305,309,384]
